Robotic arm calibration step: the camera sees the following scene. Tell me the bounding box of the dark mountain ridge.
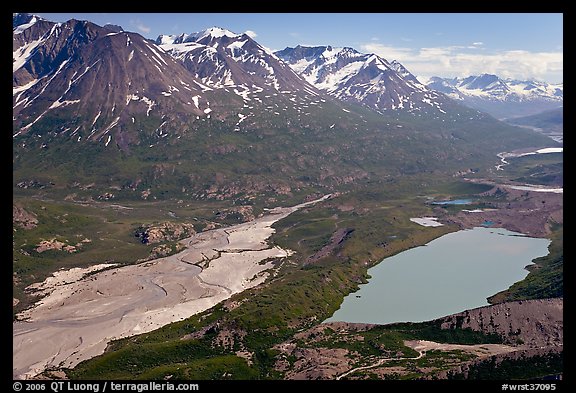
[13,14,230,150]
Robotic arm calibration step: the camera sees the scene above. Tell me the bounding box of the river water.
[325,227,550,325]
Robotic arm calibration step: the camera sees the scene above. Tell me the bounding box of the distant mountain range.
[13,14,473,147]
[273,46,562,120]
[14,13,563,142]
[425,74,563,119]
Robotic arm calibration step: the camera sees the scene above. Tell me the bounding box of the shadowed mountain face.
[506,107,563,131]
[13,14,228,149]
[504,107,563,144]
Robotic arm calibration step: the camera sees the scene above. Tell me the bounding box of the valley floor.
[13,196,330,379]
[13,165,563,380]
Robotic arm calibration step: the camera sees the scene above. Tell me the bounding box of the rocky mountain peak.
[276,45,450,114]
[13,15,217,149]
[157,26,321,96]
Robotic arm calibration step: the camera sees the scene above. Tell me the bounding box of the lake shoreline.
[325,226,551,326]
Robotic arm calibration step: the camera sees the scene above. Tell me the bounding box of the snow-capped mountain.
[156,28,321,100]
[13,13,219,147]
[13,14,559,205]
[275,45,452,114]
[426,74,563,119]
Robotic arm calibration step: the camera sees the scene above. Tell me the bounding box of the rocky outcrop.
[439,298,563,348]
[431,346,562,379]
[147,243,186,260]
[197,182,294,201]
[444,185,563,237]
[274,299,563,379]
[214,206,255,223]
[135,222,196,244]
[33,237,91,254]
[13,205,38,229]
[305,228,354,264]
[283,347,352,380]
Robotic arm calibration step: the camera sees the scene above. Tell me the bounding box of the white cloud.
[244,30,257,38]
[130,19,150,34]
[360,44,414,63]
[360,43,563,83]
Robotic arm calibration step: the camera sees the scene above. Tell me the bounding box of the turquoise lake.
[325,227,550,325]
[431,199,472,205]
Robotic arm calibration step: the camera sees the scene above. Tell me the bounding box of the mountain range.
[13,14,558,202]
[275,45,453,114]
[156,28,317,95]
[425,74,562,119]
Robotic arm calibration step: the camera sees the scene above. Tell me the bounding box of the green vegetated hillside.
[14,97,562,380]
[497,152,563,187]
[12,196,246,316]
[506,107,563,133]
[12,99,556,277]
[14,96,555,205]
[487,152,563,304]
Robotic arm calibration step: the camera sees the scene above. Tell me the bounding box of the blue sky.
[36,13,563,84]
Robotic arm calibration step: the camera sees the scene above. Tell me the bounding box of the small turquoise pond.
[431,199,473,205]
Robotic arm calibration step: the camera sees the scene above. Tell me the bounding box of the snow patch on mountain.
[198,27,239,40]
[13,36,46,72]
[13,15,39,34]
[276,45,449,114]
[157,27,317,98]
[49,99,80,109]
